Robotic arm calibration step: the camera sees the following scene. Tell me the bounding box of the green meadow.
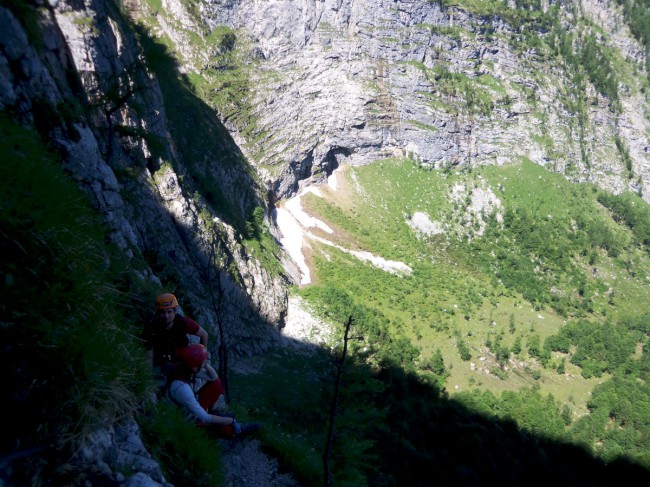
[296,157,650,415]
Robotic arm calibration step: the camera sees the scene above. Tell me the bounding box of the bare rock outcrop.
[1,0,294,483]
[1,1,289,357]
[196,0,650,201]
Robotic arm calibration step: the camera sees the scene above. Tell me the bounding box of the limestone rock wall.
[2,3,293,480]
[199,0,650,201]
[0,0,289,357]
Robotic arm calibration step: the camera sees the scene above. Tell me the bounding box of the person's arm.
[182,316,209,347]
[196,326,208,347]
[209,413,235,426]
[169,381,213,423]
[201,362,218,381]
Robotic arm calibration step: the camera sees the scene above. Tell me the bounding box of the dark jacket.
[143,314,200,367]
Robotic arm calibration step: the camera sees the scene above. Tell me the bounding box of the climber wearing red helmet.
[142,292,209,377]
[167,344,259,438]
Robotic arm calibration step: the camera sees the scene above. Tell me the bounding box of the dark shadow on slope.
[231,343,650,487]
[368,364,650,486]
[131,23,265,233]
[110,19,286,356]
[3,3,649,486]
[0,3,280,484]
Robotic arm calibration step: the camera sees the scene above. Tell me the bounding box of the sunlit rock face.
[201,0,650,202]
[3,0,649,362]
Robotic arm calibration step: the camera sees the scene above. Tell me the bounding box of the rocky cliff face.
[2,0,650,484]
[189,0,650,202]
[2,2,293,481]
[3,0,647,377]
[1,0,290,360]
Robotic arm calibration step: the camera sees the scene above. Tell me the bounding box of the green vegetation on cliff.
[0,115,155,483]
[3,0,650,485]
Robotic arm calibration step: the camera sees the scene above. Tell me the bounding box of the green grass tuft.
[0,114,153,468]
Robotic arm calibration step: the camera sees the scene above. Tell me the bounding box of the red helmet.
[177,344,208,369]
[156,293,179,310]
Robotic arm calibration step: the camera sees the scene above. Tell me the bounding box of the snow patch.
[274,206,312,285]
[284,188,333,234]
[275,175,411,285]
[309,233,412,276]
[328,171,338,190]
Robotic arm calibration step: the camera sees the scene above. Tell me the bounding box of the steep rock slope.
[2,0,650,484]
[1,0,290,357]
[189,0,650,201]
[1,1,300,483]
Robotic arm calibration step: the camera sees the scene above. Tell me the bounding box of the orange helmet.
[177,344,208,369]
[156,293,179,310]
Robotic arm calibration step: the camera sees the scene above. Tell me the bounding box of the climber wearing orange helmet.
[167,344,259,438]
[142,292,209,377]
